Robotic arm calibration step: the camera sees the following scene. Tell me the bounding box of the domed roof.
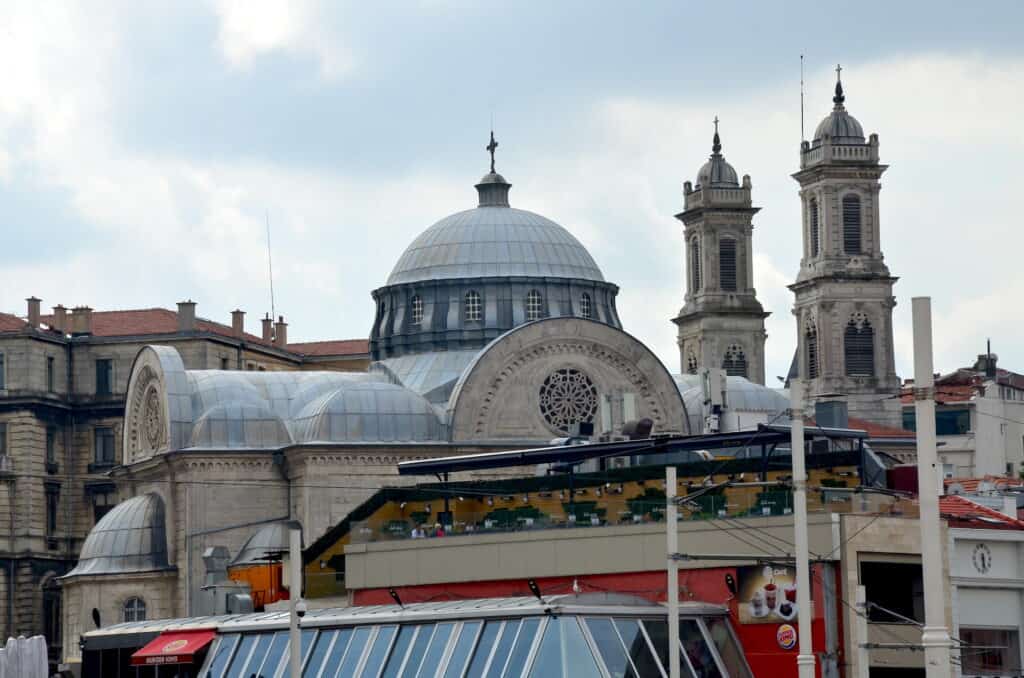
[230,522,295,567]
[386,159,605,286]
[812,76,865,145]
[64,493,171,577]
[695,122,739,189]
[679,375,791,434]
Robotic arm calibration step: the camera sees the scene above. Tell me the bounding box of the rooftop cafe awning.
[131,629,215,666]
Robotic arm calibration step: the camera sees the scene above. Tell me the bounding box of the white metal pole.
[912,297,952,678]
[790,380,816,678]
[666,465,680,678]
[855,586,870,678]
[289,524,302,678]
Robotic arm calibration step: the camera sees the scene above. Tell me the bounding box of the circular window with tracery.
[538,368,599,434]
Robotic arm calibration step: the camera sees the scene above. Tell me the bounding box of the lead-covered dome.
[386,173,605,286]
[63,493,171,577]
[695,123,739,189]
[812,77,865,145]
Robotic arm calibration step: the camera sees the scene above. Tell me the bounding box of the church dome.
[695,122,739,189]
[812,76,865,145]
[63,493,171,577]
[386,180,605,286]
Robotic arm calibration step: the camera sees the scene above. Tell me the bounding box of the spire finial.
[486,130,498,173]
[712,116,722,154]
[833,63,845,107]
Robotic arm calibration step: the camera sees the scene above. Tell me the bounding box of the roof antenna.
[265,210,277,322]
[799,54,805,142]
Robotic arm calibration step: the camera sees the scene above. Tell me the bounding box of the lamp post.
[666,465,680,678]
[912,298,952,678]
[790,380,816,678]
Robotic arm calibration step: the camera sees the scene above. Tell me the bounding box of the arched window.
[686,350,699,375]
[719,237,738,291]
[410,295,423,326]
[465,290,482,322]
[809,198,820,257]
[580,293,592,319]
[123,597,146,622]
[690,238,702,292]
[526,290,544,321]
[806,323,819,380]
[845,314,875,376]
[842,194,862,254]
[722,344,748,378]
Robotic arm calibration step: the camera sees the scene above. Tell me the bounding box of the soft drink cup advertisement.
[737,564,800,624]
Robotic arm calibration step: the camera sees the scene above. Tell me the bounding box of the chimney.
[70,306,93,336]
[261,314,274,342]
[52,305,67,333]
[231,309,245,338]
[814,400,849,430]
[26,297,41,328]
[273,315,288,348]
[177,300,196,332]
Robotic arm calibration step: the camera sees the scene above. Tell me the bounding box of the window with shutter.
[719,238,738,291]
[806,327,819,380]
[843,195,862,254]
[722,344,748,378]
[844,316,875,376]
[690,238,702,291]
[809,198,820,257]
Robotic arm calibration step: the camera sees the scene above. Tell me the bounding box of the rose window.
[144,387,163,448]
[538,368,599,434]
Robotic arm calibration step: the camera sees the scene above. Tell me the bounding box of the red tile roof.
[939,494,1024,530]
[287,339,370,357]
[900,384,977,405]
[944,475,1024,494]
[805,416,914,438]
[0,312,27,332]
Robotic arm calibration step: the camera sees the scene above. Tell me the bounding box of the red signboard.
[131,630,216,666]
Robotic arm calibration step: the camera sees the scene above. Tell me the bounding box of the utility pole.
[790,380,816,678]
[666,465,680,678]
[912,297,953,677]
[288,521,303,678]
[855,586,871,678]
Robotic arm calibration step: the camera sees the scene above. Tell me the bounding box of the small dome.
[292,381,445,443]
[812,76,865,145]
[64,493,171,577]
[695,122,739,189]
[189,402,293,449]
[230,522,295,567]
[680,376,791,434]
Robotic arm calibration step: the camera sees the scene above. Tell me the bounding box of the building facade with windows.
[673,122,769,386]
[0,300,368,666]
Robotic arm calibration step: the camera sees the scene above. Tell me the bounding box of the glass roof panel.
[527,617,601,678]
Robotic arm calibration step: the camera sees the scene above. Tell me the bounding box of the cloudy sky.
[1,1,1021,381]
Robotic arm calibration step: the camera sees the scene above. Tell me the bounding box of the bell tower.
[673,120,769,385]
[790,67,901,426]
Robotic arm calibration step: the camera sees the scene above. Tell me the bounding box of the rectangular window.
[95,359,113,396]
[0,353,5,389]
[935,408,971,435]
[45,483,59,536]
[220,357,230,370]
[46,427,57,465]
[46,356,55,392]
[861,561,923,623]
[960,627,1019,675]
[719,238,738,291]
[94,427,115,465]
[93,492,115,524]
[0,422,6,457]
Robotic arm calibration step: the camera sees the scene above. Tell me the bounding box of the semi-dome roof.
[230,522,295,567]
[695,122,739,189]
[813,76,865,145]
[386,171,605,286]
[64,493,171,577]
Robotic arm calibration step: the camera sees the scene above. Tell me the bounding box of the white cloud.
[212,0,352,78]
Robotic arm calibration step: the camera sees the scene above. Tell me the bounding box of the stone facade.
[790,77,902,427]
[673,127,768,385]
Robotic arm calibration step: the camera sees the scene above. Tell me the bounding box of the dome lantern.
[695,117,739,189]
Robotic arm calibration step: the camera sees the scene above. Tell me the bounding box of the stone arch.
[448,318,689,440]
[123,346,192,465]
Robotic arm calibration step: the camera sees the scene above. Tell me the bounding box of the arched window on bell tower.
[690,237,702,292]
[842,194,862,254]
[809,198,820,257]
[719,237,738,291]
[806,321,819,380]
[845,314,875,376]
[722,344,748,378]
[686,350,699,375]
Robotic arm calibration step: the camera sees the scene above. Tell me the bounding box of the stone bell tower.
[789,66,901,426]
[673,119,768,385]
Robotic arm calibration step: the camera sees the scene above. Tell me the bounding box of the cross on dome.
[712,116,722,154]
[833,63,846,107]
[486,131,499,173]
